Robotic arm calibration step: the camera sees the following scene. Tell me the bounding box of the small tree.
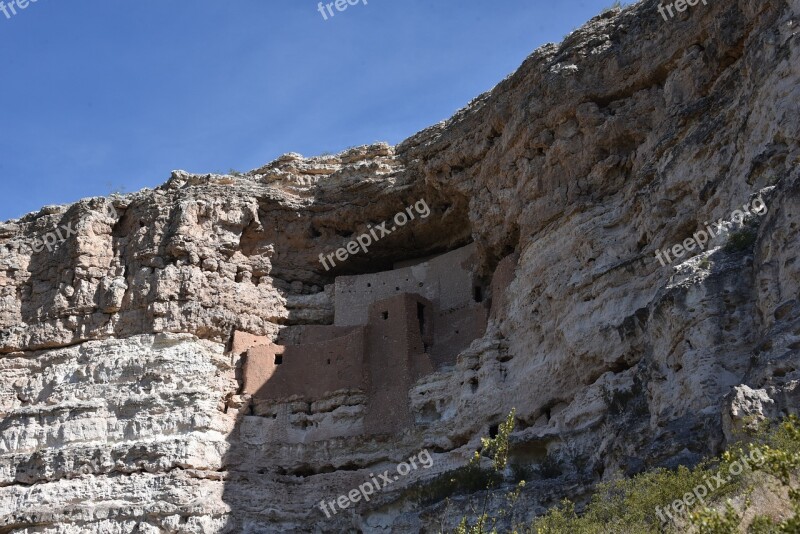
[453,409,526,534]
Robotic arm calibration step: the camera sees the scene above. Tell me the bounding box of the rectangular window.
[473,286,484,303]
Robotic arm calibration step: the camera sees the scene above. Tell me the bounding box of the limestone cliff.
[1,0,799,531]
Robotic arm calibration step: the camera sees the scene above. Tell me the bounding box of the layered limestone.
[1,0,799,531]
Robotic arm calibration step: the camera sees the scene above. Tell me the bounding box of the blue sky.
[0,0,619,221]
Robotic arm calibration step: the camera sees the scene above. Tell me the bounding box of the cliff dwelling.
[231,243,505,436]
[3,1,799,530]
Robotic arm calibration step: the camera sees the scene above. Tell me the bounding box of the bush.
[441,416,800,533]
[412,464,502,505]
[725,227,758,252]
[530,417,800,534]
[688,417,800,533]
[531,464,712,533]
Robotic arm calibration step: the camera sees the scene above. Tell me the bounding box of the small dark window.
[274,355,283,365]
[327,359,331,365]
[489,423,499,438]
[367,283,371,287]
[417,302,426,335]
[382,311,389,320]
[469,378,479,393]
[473,286,483,303]
[395,286,400,291]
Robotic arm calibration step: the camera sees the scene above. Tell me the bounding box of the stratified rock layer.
[1,0,799,531]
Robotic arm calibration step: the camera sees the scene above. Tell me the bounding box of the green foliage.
[689,501,741,534]
[725,227,758,252]
[728,417,800,533]
[448,410,523,534]
[510,462,534,483]
[474,410,516,472]
[442,416,800,533]
[414,464,502,505]
[413,412,520,505]
[693,417,800,533]
[529,416,800,533]
[531,464,711,533]
[749,514,781,534]
[451,480,528,534]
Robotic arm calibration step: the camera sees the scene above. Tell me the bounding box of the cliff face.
[1,0,799,531]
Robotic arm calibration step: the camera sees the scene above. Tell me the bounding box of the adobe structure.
[231,243,492,435]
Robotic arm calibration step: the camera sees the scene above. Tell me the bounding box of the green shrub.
[689,501,742,534]
[413,464,502,505]
[526,417,799,533]
[749,514,780,533]
[725,227,758,252]
[442,417,800,533]
[531,464,712,533]
[450,410,522,533]
[444,418,800,534]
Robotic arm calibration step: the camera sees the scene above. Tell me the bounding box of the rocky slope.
[1,0,799,531]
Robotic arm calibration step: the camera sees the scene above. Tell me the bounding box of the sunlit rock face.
[1,0,799,531]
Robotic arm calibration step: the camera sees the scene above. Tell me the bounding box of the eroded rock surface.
[1,0,799,531]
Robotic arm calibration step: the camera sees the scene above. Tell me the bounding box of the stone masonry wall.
[245,328,367,400]
[334,243,479,326]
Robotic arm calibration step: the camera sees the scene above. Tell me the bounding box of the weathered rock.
[1,0,799,531]
[723,385,778,441]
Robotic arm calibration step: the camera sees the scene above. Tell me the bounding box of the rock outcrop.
[1,0,799,531]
